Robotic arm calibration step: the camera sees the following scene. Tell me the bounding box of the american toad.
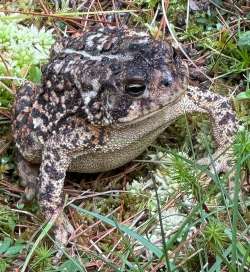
[13,26,238,253]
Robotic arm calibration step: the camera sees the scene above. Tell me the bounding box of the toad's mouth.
[113,92,184,128]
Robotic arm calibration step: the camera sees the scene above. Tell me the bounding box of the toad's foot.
[197,148,234,174]
[198,148,237,194]
[47,209,75,265]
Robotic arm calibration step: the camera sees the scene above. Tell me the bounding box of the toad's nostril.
[161,73,173,87]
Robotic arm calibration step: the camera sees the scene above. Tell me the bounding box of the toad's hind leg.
[17,152,39,201]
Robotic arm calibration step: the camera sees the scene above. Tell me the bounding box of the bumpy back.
[40,26,188,126]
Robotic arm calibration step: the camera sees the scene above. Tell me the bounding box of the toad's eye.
[125,83,146,97]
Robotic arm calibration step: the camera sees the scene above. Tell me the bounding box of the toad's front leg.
[38,146,73,252]
[180,86,239,173]
[37,125,99,261]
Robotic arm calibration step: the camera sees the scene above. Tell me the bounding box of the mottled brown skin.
[13,26,238,253]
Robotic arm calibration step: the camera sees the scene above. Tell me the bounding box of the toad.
[13,26,238,251]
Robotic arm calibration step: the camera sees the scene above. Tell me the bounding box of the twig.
[69,206,121,241]
[0,81,14,94]
[89,210,143,248]
[39,0,49,14]
[209,0,239,15]
[0,52,11,76]
[83,0,96,30]
[0,8,151,19]
[66,190,128,206]
[209,30,238,74]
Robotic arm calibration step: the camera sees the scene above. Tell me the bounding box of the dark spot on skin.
[75,133,80,140]
[53,116,74,132]
[26,116,35,130]
[84,125,90,133]
[45,103,54,113]
[69,120,76,130]
[110,63,122,75]
[15,98,31,114]
[218,112,235,126]
[224,139,230,144]
[128,43,140,51]
[45,183,55,193]
[39,191,51,202]
[25,85,34,96]
[15,120,23,130]
[44,164,64,180]
[102,57,112,64]
[57,105,64,114]
[98,128,105,145]
[43,153,51,162]
[226,128,233,137]
[68,36,86,50]
[71,137,78,146]
[31,108,49,125]
[140,98,151,111]
[27,135,35,146]
[187,92,192,97]
[17,85,34,99]
[62,127,71,135]
[40,205,55,214]
[83,137,91,145]
[220,101,229,108]
[53,150,61,162]
[71,132,80,146]
[111,95,132,120]
[36,129,45,138]
[205,96,212,102]
[60,144,69,149]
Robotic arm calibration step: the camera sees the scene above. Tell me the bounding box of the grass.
[0,0,249,271]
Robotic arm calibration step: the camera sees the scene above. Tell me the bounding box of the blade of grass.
[151,172,172,271]
[20,218,55,272]
[231,159,242,271]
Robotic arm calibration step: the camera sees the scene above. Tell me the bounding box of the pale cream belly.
[69,125,166,173]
